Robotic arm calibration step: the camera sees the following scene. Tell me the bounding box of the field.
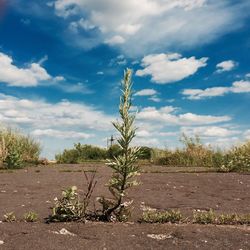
[0,164,249,249]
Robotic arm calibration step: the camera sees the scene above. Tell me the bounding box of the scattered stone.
[1,190,6,193]
[51,228,76,237]
[147,234,173,240]
[0,240,4,245]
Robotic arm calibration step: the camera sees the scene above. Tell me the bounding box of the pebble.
[0,240,4,245]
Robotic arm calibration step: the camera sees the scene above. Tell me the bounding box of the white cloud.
[137,106,231,126]
[181,126,240,137]
[32,129,94,139]
[134,89,157,96]
[216,60,237,73]
[69,18,96,33]
[244,130,250,140]
[58,82,93,94]
[105,35,125,45]
[136,53,208,84]
[182,80,250,100]
[0,93,113,131]
[148,96,161,103]
[50,0,249,56]
[0,52,51,87]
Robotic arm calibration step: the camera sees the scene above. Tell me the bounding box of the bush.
[151,134,226,169]
[222,141,250,172]
[55,143,107,163]
[106,144,122,159]
[0,127,41,169]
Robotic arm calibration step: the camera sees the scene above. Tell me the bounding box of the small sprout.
[23,211,38,222]
[3,212,16,222]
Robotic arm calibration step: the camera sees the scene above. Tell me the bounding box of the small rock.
[59,228,76,236]
[0,240,4,245]
[147,234,173,240]
[53,228,76,236]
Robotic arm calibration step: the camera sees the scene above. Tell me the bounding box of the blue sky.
[0,0,250,158]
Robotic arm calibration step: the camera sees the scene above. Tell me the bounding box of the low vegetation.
[23,211,38,222]
[55,134,250,172]
[141,209,250,225]
[141,209,183,223]
[3,212,16,222]
[0,127,41,169]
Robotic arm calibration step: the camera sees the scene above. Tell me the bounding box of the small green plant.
[98,69,141,222]
[49,186,84,222]
[23,211,38,222]
[3,212,16,222]
[4,146,23,169]
[141,209,183,223]
[193,209,216,224]
[48,171,97,222]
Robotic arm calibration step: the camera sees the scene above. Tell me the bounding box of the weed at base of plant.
[23,211,38,222]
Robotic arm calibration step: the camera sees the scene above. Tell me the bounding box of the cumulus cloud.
[136,53,208,84]
[181,126,240,138]
[32,129,94,139]
[216,60,237,73]
[0,52,51,87]
[134,89,157,96]
[137,106,231,126]
[49,0,250,56]
[105,35,125,45]
[0,93,114,132]
[182,80,250,100]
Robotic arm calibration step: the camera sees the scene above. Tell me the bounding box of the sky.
[0,0,250,159]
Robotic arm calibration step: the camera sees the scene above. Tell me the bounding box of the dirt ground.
[0,164,249,249]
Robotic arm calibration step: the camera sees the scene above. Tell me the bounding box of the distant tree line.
[55,143,151,164]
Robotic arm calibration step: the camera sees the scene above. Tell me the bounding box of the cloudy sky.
[0,0,250,158]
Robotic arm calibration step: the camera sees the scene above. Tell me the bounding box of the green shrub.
[55,143,107,163]
[141,209,183,223]
[222,141,250,172]
[193,209,216,224]
[4,146,23,169]
[3,212,16,222]
[0,127,40,169]
[23,211,38,222]
[106,144,122,159]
